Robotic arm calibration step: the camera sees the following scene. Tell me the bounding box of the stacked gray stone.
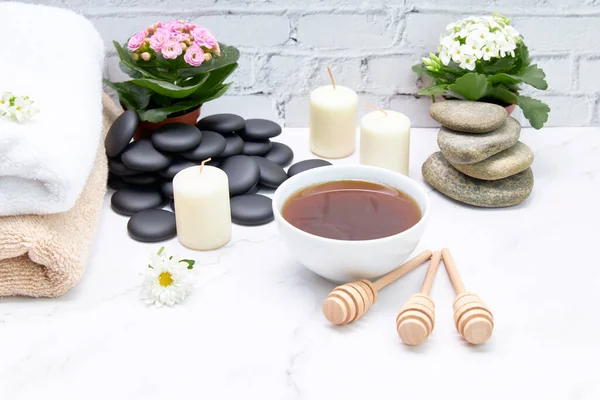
[422,100,534,208]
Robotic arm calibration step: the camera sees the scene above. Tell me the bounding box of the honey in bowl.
[281,180,422,241]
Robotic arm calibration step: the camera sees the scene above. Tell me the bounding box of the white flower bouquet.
[414,13,550,129]
[0,92,39,122]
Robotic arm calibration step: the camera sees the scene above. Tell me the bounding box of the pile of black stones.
[105,111,332,242]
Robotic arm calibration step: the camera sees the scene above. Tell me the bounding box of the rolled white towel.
[0,2,105,216]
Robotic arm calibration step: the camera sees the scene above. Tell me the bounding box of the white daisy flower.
[141,248,194,307]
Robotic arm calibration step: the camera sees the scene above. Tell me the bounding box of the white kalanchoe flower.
[141,247,195,307]
[435,13,522,69]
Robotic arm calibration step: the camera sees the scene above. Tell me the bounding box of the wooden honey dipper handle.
[372,250,433,292]
[441,248,466,295]
[420,250,441,295]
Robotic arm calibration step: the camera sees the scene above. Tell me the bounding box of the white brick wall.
[27,0,600,127]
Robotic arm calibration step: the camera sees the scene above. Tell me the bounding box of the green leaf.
[178,43,240,77]
[138,83,232,122]
[490,86,519,105]
[113,41,162,80]
[118,61,143,79]
[179,259,196,270]
[418,84,449,96]
[515,64,548,90]
[192,63,238,94]
[487,73,522,85]
[517,95,550,129]
[481,56,517,74]
[130,75,209,99]
[103,79,151,110]
[448,73,491,100]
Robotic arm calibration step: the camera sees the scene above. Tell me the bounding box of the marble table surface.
[1,127,600,400]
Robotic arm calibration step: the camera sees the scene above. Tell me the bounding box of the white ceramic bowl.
[272,165,430,283]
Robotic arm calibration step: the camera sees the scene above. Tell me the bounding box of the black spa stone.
[246,185,261,194]
[240,119,282,141]
[220,155,260,197]
[170,199,175,213]
[161,181,174,198]
[251,156,287,189]
[105,110,138,158]
[264,142,294,167]
[108,158,139,176]
[219,134,244,158]
[230,194,274,226]
[181,131,226,161]
[107,174,130,190]
[111,187,164,216]
[242,140,272,156]
[122,173,159,186]
[288,159,332,177]
[159,159,198,180]
[121,139,172,172]
[151,123,203,152]
[196,113,245,135]
[127,209,177,242]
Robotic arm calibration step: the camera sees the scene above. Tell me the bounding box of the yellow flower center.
[158,272,173,287]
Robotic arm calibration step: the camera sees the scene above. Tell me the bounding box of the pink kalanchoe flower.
[212,42,221,57]
[171,31,190,42]
[141,52,151,61]
[161,40,183,59]
[127,31,146,51]
[184,44,205,66]
[149,28,170,51]
[191,26,217,48]
[163,20,185,32]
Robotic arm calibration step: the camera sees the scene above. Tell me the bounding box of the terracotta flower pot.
[132,106,202,141]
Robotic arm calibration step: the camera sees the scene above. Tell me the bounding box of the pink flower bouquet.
[105,20,239,122]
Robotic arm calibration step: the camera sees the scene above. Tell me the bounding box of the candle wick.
[326,66,336,90]
[200,158,212,173]
[365,104,388,116]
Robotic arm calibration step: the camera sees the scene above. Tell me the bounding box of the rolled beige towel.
[0,93,121,297]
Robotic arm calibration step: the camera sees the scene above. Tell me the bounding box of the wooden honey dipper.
[396,250,441,345]
[322,250,432,325]
[441,248,494,345]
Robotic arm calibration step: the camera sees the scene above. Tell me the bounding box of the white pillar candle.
[173,163,231,250]
[309,70,358,158]
[360,109,411,175]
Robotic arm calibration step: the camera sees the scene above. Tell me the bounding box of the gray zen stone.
[127,209,177,242]
[122,173,159,186]
[288,159,332,177]
[107,174,130,190]
[449,141,534,180]
[438,117,521,164]
[121,139,172,172]
[159,159,198,180]
[264,142,294,166]
[429,100,507,133]
[196,113,245,135]
[105,110,138,158]
[108,158,139,176]
[151,123,203,152]
[242,140,272,156]
[422,152,533,208]
[181,131,226,161]
[220,155,260,196]
[250,156,287,188]
[111,187,165,216]
[161,181,174,198]
[230,194,274,226]
[240,119,282,140]
[219,134,244,158]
